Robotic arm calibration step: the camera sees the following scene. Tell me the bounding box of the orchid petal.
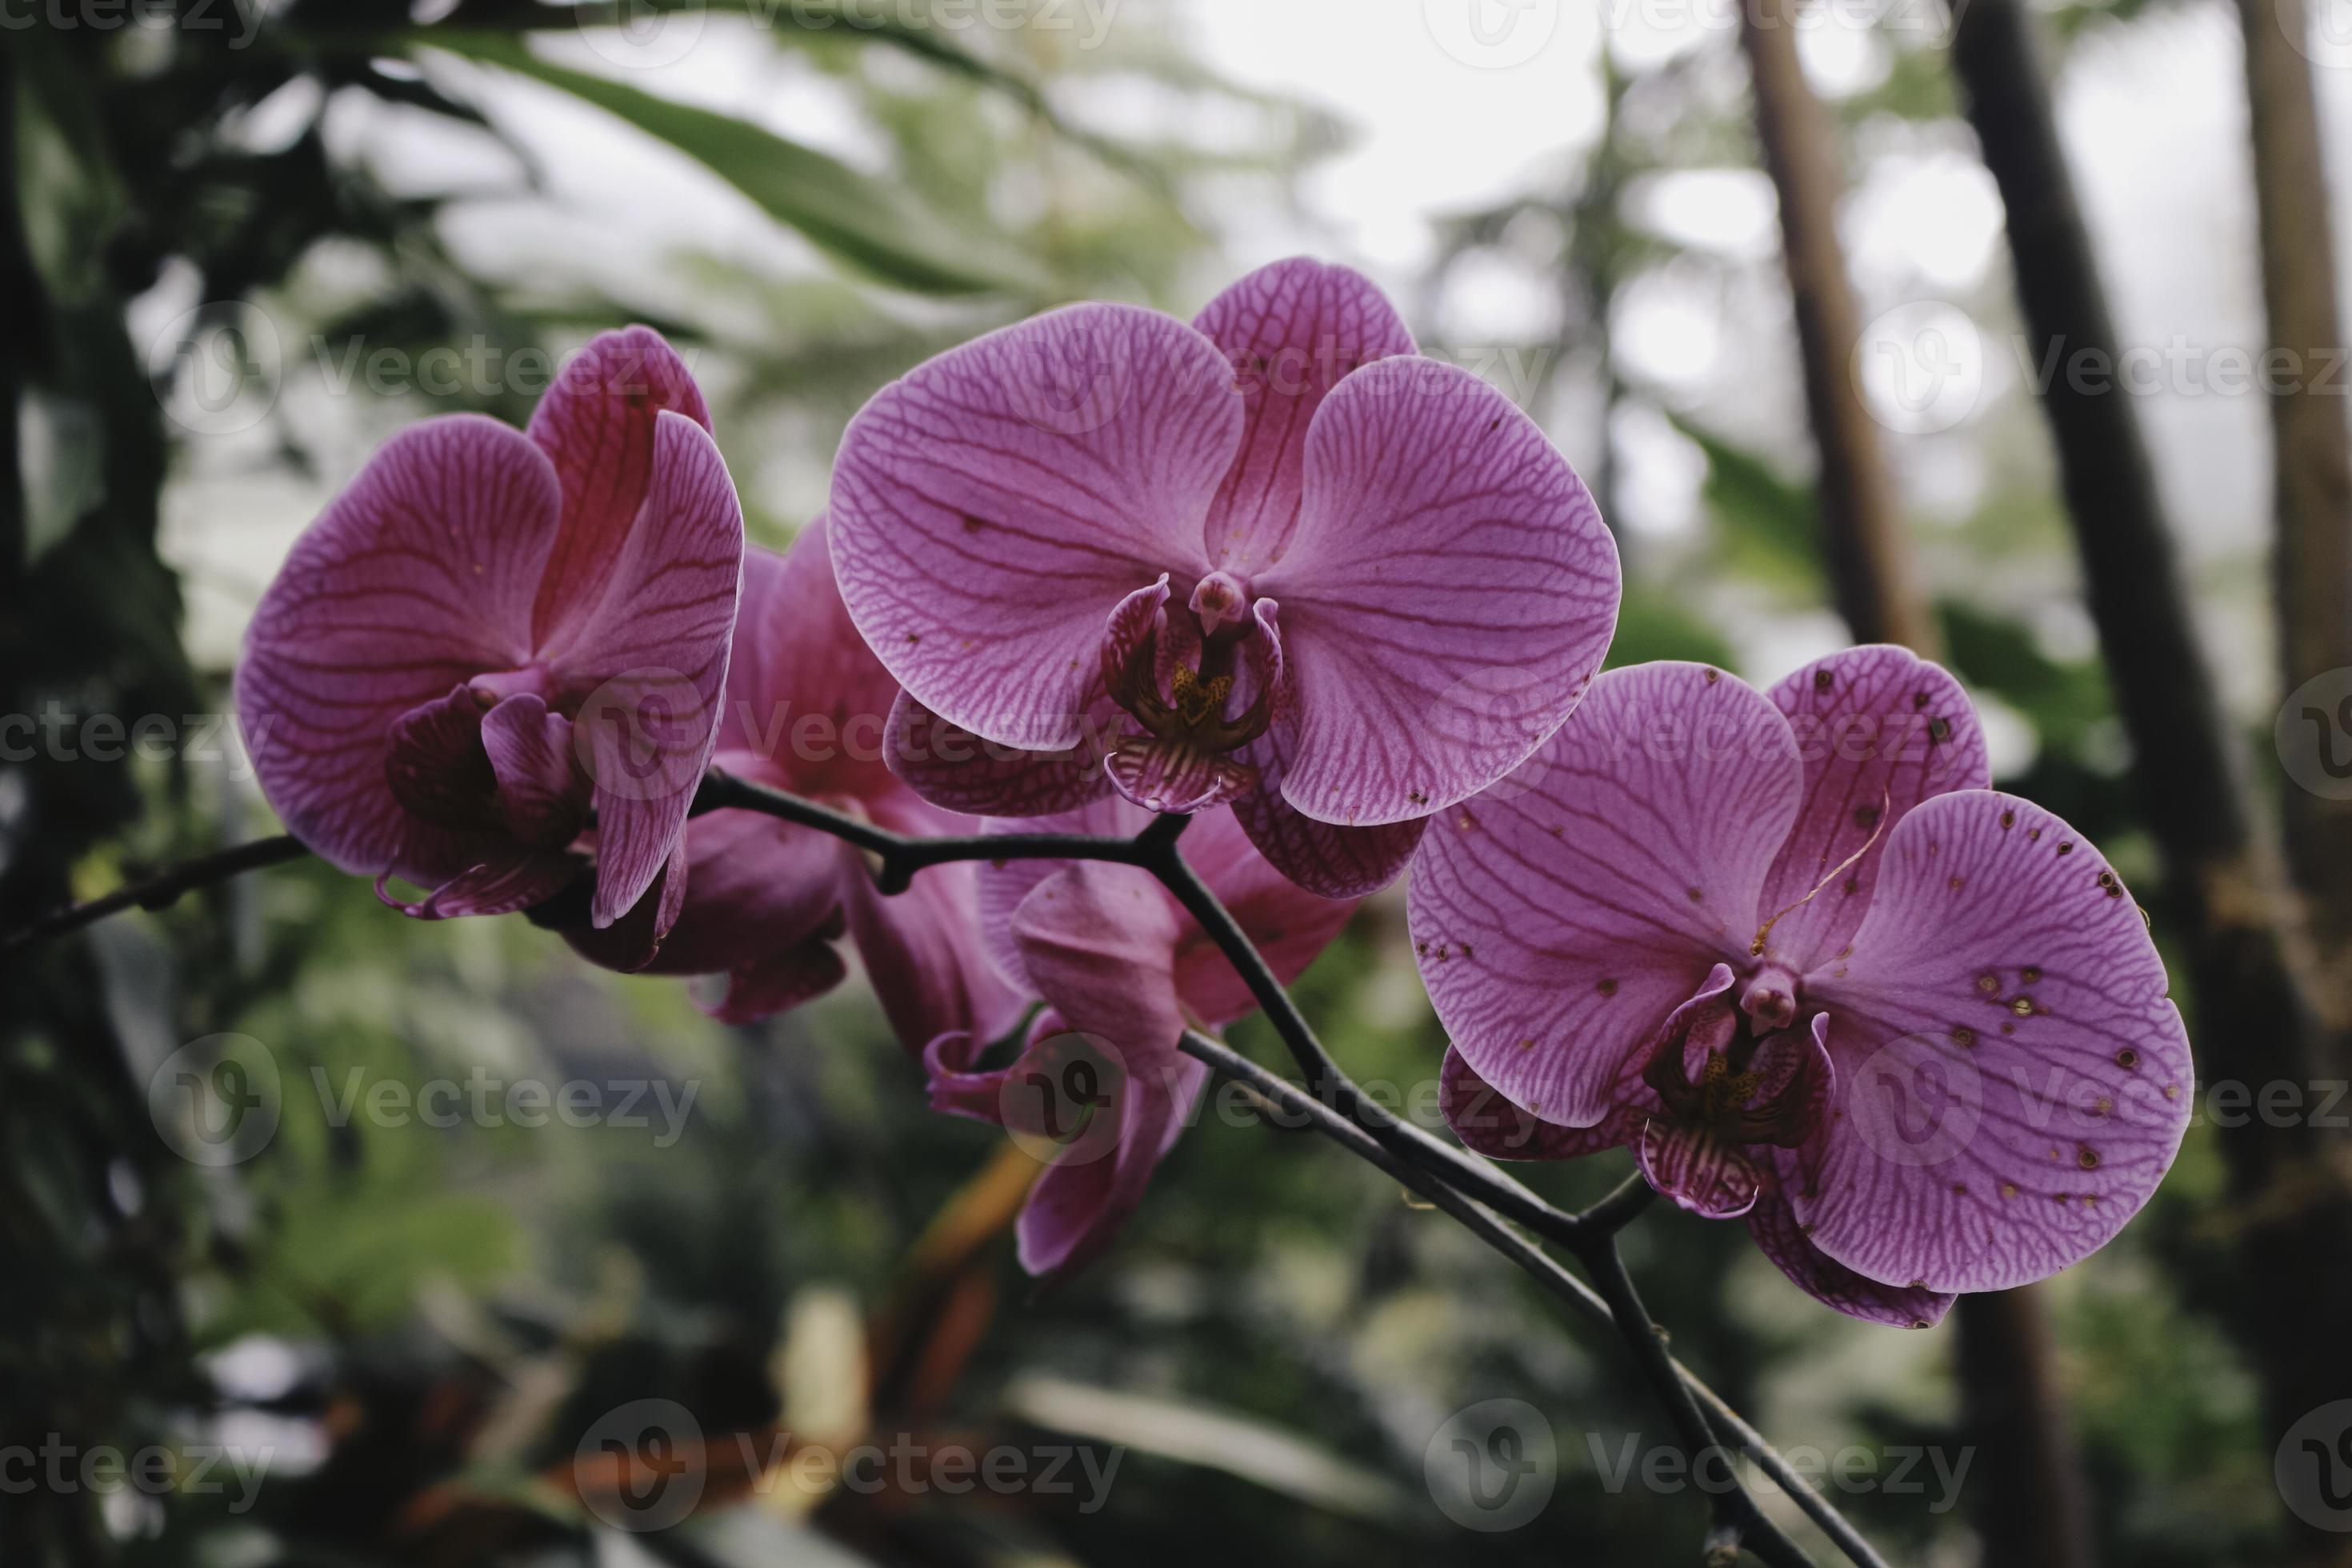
[575,809,844,981]
[480,693,586,846]
[718,526,901,801]
[975,796,1149,994]
[1439,1046,1648,1162]
[388,849,582,921]
[1017,1044,1207,1279]
[829,303,1243,752]
[1259,357,1620,825]
[1104,737,1257,814]
[1169,806,1358,1026]
[385,686,496,831]
[1798,790,2193,1294]
[1409,666,1802,1126]
[1638,1116,1766,1219]
[1230,722,1425,898]
[565,411,744,927]
[237,415,558,880]
[885,688,1114,817]
[1193,258,1417,574]
[1746,1184,1956,1329]
[707,938,848,1026]
[844,854,1030,1057]
[1759,646,1991,974]
[526,326,713,645]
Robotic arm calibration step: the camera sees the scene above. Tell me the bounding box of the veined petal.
[570,809,843,981]
[1440,1046,1649,1162]
[1169,806,1358,1026]
[843,854,1029,1058]
[385,686,496,831]
[976,796,1150,994]
[1409,665,1803,1126]
[1760,646,1991,974]
[1012,859,1188,1053]
[1192,258,1416,574]
[1259,357,1620,825]
[566,412,745,927]
[829,303,1243,752]
[1104,736,1256,815]
[706,938,848,1026]
[1638,1115,1766,1219]
[1746,1184,1956,1329]
[237,415,558,879]
[479,693,587,847]
[526,326,713,645]
[384,848,582,921]
[719,524,901,802]
[1016,1044,1208,1279]
[1798,790,2193,1295]
[884,689,1114,818]
[1230,722,1424,898]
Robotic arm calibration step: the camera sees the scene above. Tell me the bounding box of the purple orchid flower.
[826,257,1621,899]
[237,328,744,965]
[923,799,1358,1276]
[1410,646,2194,1327]
[570,522,1024,1053]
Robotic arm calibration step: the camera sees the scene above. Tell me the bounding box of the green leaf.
[419,32,1046,296]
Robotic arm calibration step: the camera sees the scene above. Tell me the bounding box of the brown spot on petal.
[1459,942,1474,960]
[1976,972,2000,994]
[2002,1183,2018,1199]
[1597,978,1618,996]
[1928,715,1951,743]
[1950,876,1965,892]
[1814,669,1833,693]
[1705,667,1722,685]
[2117,1047,2140,1069]
[1686,886,1704,902]
[1953,1183,1969,1196]
[2000,809,2016,829]
[1855,805,1882,830]
[2078,1147,2100,1170]
[1518,1037,1536,1051]
[2021,966,2042,984]
[2010,996,2034,1017]
[2057,842,2074,857]
[962,514,990,533]
[1950,1026,1976,1048]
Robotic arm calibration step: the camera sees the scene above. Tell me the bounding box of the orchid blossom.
[1410,646,2193,1326]
[826,257,1620,899]
[922,800,1358,1275]
[570,522,1022,1051]
[237,328,743,965]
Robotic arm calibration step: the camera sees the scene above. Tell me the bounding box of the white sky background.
[156,0,2338,730]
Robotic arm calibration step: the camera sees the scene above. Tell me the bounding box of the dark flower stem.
[0,778,1896,1566]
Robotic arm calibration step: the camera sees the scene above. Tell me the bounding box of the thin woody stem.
[0,778,1892,1566]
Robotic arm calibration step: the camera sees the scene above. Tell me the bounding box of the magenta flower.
[827,258,1620,898]
[570,522,1023,1051]
[923,800,1358,1276]
[1410,646,2193,1326]
[237,328,744,962]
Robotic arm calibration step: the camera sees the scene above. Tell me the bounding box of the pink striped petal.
[1230,722,1424,898]
[579,810,844,981]
[1169,806,1359,1026]
[1759,646,1991,974]
[1192,258,1416,574]
[1012,859,1188,1051]
[1798,790,2193,1294]
[706,937,848,1026]
[526,326,713,646]
[237,415,558,880]
[1103,735,1257,814]
[884,688,1114,817]
[1746,1185,1955,1329]
[1638,1116,1766,1219]
[718,526,900,801]
[1409,666,1803,1126]
[829,303,1243,753]
[843,854,1029,1058]
[384,848,582,921]
[975,796,1146,994]
[385,686,498,831]
[1440,1044,1649,1162]
[1017,1040,1207,1278]
[1257,357,1619,825]
[480,693,586,846]
[563,412,744,928]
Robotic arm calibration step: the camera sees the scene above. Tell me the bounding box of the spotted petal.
[1760,646,1990,974]
[1409,664,1803,1127]
[1797,791,2193,1294]
[830,303,1244,753]
[237,415,558,882]
[1746,1182,1956,1329]
[1257,356,1619,826]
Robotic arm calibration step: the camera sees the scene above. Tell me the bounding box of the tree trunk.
[2238,0,2352,1058]
[1737,9,2094,1562]
[1950,6,2352,1562]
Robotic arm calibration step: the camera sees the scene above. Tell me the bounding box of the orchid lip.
[1104,593,1273,756]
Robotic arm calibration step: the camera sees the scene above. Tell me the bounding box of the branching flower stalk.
[0,773,1894,1568]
